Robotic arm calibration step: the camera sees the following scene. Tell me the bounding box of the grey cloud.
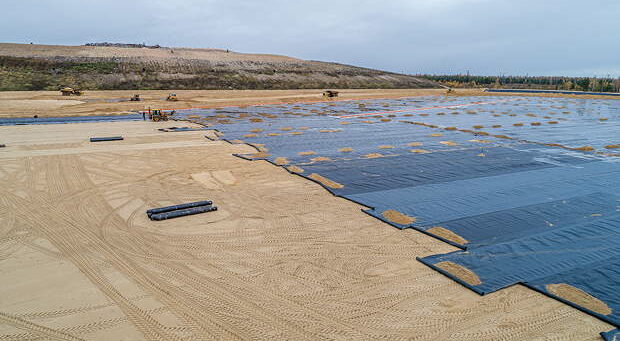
[1,0,618,76]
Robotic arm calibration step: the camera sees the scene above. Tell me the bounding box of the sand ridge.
[426,227,469,245]
[546,284,613,316]
[381,210,416,225]
[435,261,482,286]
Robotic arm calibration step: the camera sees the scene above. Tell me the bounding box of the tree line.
[418,74,620,93]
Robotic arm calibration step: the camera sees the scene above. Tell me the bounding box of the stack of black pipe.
[90,136,124,142]
[147,200,217,221]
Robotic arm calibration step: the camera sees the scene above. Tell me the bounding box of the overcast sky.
[1,0,619,77]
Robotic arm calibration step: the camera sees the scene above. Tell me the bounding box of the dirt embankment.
[0,43,439,91]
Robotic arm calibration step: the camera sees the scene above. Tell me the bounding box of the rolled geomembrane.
[149,205,217,221]
[90,136,124,142]
[147,200,213,216]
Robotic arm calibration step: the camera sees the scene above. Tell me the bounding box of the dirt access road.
[0,120,611,340]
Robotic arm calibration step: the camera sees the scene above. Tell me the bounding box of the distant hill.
[0,43,439,91]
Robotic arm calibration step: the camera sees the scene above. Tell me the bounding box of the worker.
[142,112,146,120]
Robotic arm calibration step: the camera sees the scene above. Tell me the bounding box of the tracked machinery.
[322,90,339,98]
[60,87,84,96]
[148,109,176,122]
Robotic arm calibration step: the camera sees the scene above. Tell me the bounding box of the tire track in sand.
[0,311,85,341]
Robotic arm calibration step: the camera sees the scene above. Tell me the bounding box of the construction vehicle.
[166,93,178,101]
[60,87,84,96]
[148,109,175,122]
[130,94,141,101]
[322,90,339,98]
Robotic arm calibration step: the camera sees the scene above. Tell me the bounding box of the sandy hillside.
[0,43,300,62]
[0,120,611,340]
[0,43,439,91]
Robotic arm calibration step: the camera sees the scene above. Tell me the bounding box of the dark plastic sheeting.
[179,95,620,337]
[602,328,619,341]
[355,160,619,228]
[485,88,620,96]
[180,94,619,150]
[419,212,620,326]
[0,114,142,126]
[296,146,592,196]
[411,191,620,248]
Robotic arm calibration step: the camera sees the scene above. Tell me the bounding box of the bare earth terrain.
[0,117,612,340]
[0,43,439,91]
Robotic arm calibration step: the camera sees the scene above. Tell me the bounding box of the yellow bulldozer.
[60,87,84,96]
[322,90,339,98]
[166,93,178,101]
[148,109,175,122]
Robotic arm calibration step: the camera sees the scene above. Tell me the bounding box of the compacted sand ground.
[0,117,612,340]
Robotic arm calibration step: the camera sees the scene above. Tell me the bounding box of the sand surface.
[0,120,612,340]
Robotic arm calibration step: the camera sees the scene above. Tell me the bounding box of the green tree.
[576,78,590,91]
